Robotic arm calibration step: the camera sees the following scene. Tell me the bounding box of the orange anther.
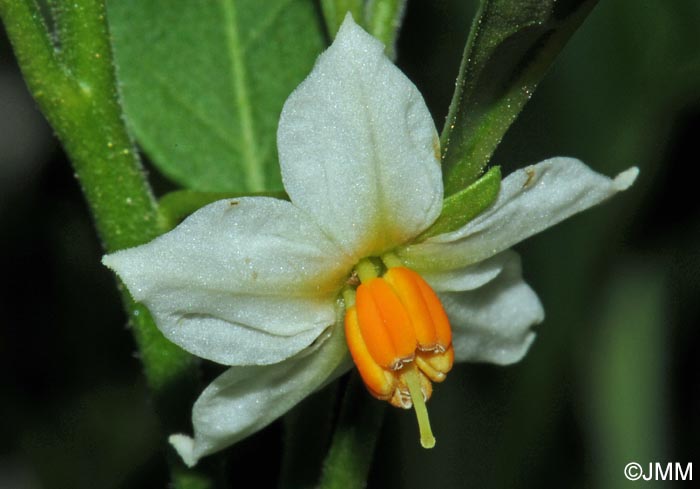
[383,267,436,349]
[345,306,396,399]
[356,278,417,368]
[384,267,451,351]
[413,271,452,348]
[415,345,454,383]
[354,282,397,368]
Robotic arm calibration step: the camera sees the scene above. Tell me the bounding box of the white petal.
[418,252,510,293]
[400,158,638,271]
[103,197,349,366]
[277,15,442,259]
[442,251,543,365]
[169,324,351,467]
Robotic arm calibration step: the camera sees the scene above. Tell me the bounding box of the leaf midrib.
[220,0,266,192]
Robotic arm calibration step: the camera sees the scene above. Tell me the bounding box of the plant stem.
[2,0,161,252]
[318,374,386,489]
[365,0,406,59]
[278,384,339,489]
[0,1,212,486]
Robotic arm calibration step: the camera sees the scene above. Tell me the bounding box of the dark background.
[1,1,698,487]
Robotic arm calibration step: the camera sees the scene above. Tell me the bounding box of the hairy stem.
[318,374,386,489]
[0,1,213,486]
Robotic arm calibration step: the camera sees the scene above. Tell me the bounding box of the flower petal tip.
[499,331,538,366]
[101,249,131,277]
[334,10,383,57]
[100,252,116,269]
[169,434,198,468]
[338,12,363,36]
[340,11,356,26]
[613,167,639,191]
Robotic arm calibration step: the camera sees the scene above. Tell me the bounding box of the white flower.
[103,15,637,467]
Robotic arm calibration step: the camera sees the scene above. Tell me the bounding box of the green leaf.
[158,189,287,229]
[420,165,501,239]
[321,0,363,38]
[364,0,406,59]
[107,0,325,192]
[441,0,598,196]
[320,0,406,59]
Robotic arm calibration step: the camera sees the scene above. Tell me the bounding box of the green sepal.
[420,166,501,240]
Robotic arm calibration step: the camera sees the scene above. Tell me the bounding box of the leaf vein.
[242,0,296,50]
[220,0,266,191]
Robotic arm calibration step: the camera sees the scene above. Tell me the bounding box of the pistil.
[401,364,436,448]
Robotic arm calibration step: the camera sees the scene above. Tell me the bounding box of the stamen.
[342,287,356,308]
[401,365,436,449]
[381,252,403,269]
[415,355,446,382]
[345,261,451,447]
[356,258,379,283]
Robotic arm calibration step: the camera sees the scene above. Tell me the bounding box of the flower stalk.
[318,374,386,489]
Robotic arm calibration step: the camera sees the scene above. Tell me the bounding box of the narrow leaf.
[321,0,406,59]
[365,0,407,59]
[586,269,669,489]
[441,0,598,196]
[107,0,325,192]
